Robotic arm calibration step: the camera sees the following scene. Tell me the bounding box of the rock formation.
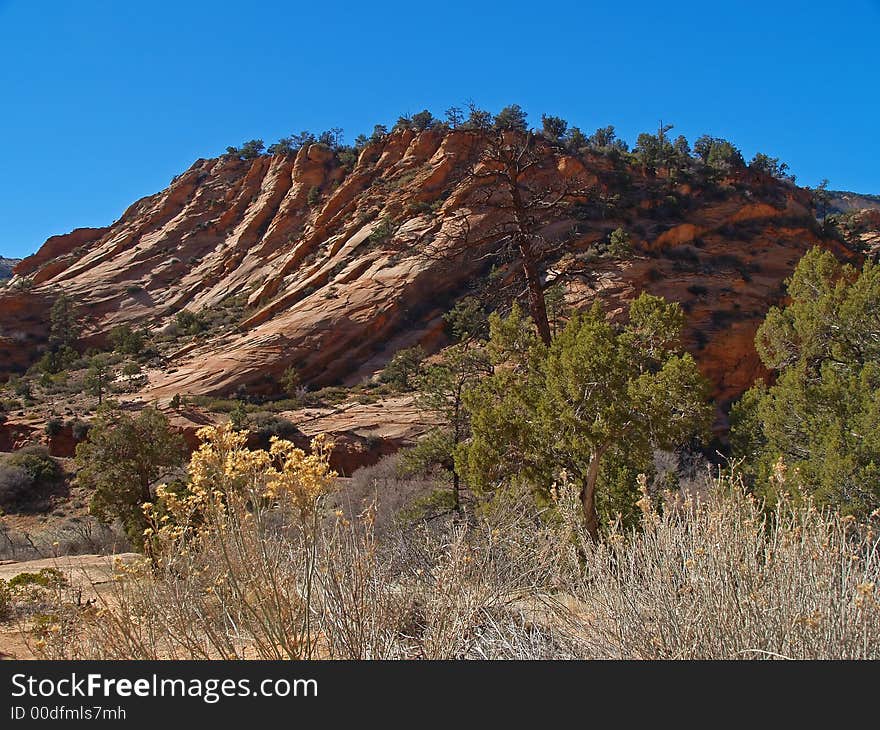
[0,128,854,421]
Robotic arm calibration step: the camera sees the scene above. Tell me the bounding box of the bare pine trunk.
[579,453,603,541]
[519,242,552,346]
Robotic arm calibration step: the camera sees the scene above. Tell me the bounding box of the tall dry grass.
[27,465,880,660]
[555,477,880,659]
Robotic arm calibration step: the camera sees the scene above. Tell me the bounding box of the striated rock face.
[0,289,53,373]
[844,208,880,257]
[0,130,853,418]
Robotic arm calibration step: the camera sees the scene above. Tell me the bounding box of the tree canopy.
[225,139,265,160]
[77,406,186,546]
[493,104,528,132]
[731,247,880,516]
[461,295,712,538]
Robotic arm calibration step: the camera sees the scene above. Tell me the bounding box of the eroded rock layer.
[1,129,851,410]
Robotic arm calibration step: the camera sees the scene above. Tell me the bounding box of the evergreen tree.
[49,292,80,350]
[463,102,493,130]
[462,295,711,539]
[108,324,145,356]
[444,106,464,129]
[541,114,568,141]
[731,248,880,516]
[402,344,492,513]
[493,104,528,132]
[83,355,112,405]
[411,110,435,131]
[77,405,185,546]
[443,297,489,343]
[381,347,426,391]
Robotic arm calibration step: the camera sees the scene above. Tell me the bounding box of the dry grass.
[0,516,130,562]
[555,480,880,659]
[19,471,880,660]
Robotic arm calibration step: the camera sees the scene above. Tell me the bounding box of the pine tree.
[463,295,711,539]
[731,247,880,516]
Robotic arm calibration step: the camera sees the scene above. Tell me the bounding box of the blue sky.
[1,0,878,259]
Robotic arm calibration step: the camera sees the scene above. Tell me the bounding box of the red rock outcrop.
[0,130,852,420]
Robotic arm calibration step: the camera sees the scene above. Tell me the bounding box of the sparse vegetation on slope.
[0,106,875,662]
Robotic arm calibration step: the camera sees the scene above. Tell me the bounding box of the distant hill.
[828,191,880,215]
[0,258,20,279]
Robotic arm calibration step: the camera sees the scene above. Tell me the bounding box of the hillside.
[0,257,20,279]
[1,127,850,406]
[828,190,880,214]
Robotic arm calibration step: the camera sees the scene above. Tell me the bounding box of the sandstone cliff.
[0,128,851,413]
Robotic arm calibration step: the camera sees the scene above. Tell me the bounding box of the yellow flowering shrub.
[144,423,336,561]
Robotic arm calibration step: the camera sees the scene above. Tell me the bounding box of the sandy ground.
[0,552,139,660]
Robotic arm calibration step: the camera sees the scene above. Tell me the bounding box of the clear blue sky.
[1,0,878,259]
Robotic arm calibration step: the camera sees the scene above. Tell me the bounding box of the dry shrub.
[0,516,130,561]
[552,473,880,659]
[340,453,441,535]
[26,452,880,660]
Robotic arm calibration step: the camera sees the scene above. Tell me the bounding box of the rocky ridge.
[0,127,855,463]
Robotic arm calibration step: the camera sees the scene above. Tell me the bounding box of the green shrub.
[77,406,185,547]
[108,325,145,356]
[380,347,425,391]
[174,310,205,336]
[368,217,395,247]
[305,386,350,406]
[407,201,433,216]
[0,465,33,507]
[395,488,457,525]
[229,400,249,431]
[5,446,61,484]
[607,227,632,258]
[0,579,9,619]
[36,345,78,375]
[71,420,90,441]
[8,376,30,399]
[44,418,63,438]
[280,367,300,399]
[7,568,67,591]
[248,413,300,448]
[0,446,62,508]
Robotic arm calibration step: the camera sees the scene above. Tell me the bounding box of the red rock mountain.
[0,128,850,412]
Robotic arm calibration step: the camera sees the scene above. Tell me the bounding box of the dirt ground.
[0,552,139,660]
